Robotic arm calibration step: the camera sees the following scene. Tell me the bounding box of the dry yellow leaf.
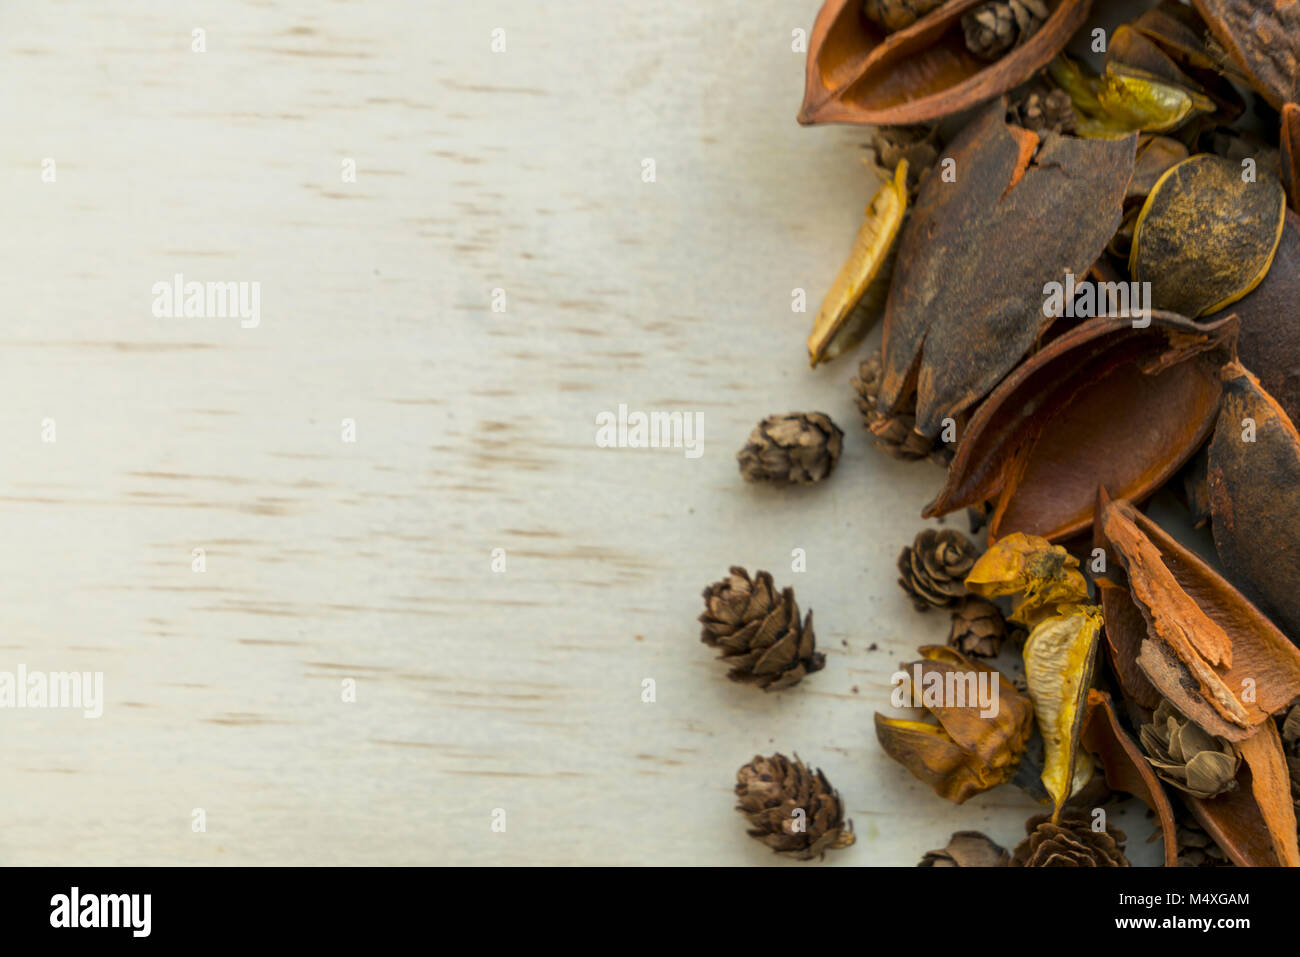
[807,160,908,367]
[964,532,1089,627]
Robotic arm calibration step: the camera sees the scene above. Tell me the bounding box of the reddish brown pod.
[926,314,1236,542]
[1207,362,1300,642]
[1192,0,1300,112]
[799,0,1091,126]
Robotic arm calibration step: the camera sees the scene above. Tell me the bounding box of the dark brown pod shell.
[1130,155,1286,319]
[799,0,1092,127]
[1080,689,1178,867]
[926,313,1236,542]
[879,101,1136,438]
[1207,362,1300,640]
[1283,104,1300,215]
[1192,0,1300,111]
[1206,210,1300,426]
[1187,720,1300,867]
[1095,494,1300,743]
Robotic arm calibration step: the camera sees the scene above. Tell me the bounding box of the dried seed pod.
[1140,700,1241,799]
[1011,811,1128,866]
[737,413,844,486]
[1080,689,1179,867]
[878,101,1136,439]
[1192,0,1300,111]
[1095,494,1300,743]
[1130,155,1286,318]
[808,161,908,366]
[875,645,1033,803]
[948,595,1006,657]
[699,567,825,691]
[1205,211,1300,426]
[1186,721,1300,867]
[918,830,1009,866]
[896,528,978,611]
[1283,104,1299,214]
[1206,362,1300,639]
[964,531,1088,627]
[734,754,856,860]
[800,0,1092,127]
[1051,57,1215,139]
[927,314,1237,542]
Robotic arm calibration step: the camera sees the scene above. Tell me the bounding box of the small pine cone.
[897,528,978,611]
[1012,811,1129,867]
[865,126,940,198]
[948,595,1007,657]
[962,0,1049,61]
[861,0,946,32]
[735,754,855,860]
[1173,818,1232,868]
[919,830,1010,867]
[699,567,824,691]
[1012,87,1076,134]
[738,413,843,486]
[851,352,949,465]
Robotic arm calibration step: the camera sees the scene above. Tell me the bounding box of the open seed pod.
[1186,720,1300,867]
[874,645,1033,803]
[1095,493,1300,743]
[1052,57,1216,139]
[1130,155,1287,318]
[799,0,1092,127]
[1192,0,1300,112]
[1205,210,1300,426]
[926,314,1237,542]
[1207,362,1300,640]
[1080,689,1179,867]
[877,100,1136,439]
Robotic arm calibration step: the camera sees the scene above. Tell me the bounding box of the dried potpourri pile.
[700,0,1300,866]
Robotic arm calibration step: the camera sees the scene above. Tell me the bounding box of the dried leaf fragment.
[964,531,1088,628]
[808,161,909,366]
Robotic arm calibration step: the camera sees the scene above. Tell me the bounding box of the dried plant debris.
[735,754,856,860]
[699,568,824,691]
[1207,362,1300,639]
[877,101,1136,440]
[875,646,1033,803]
[737,413,843,486]
[1140,700,1241,799]
[963,0,1050,62]
[1012,811,1129,867]
[948,595,1007,658]
[851,351,951,464]
[1192,0,1300,111]
[918,830,1009,867]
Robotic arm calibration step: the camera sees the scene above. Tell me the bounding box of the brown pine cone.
[735,753,855,860]
[861,0,946,32]
[897,528,978,611]
[737,413,843,486]
[962,0,1049,61]
[699,567,824,691]
[1171,817,1232,868]
[1139,700,1241,799]
[948,595,1007,657]
[918,831,1010,867]
[1012,811,1129,866]
[851,352,951,465]
[865,126,940,198]
[1011,87,1076,134]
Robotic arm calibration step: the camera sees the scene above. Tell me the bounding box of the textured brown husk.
[1080,689,1178,867]
[1205,211,1300,426]
[1187,721,1300,867]
[926,314,1235,541]
[878,102,1135,439]
[1095,494,1300,742]
[1207,362,1300,640]
[1282,104,1300,214]
[1192,0,1300,111]
[799,0,1092,126]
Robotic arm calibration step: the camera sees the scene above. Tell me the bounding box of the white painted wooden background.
[1,0,1161,865]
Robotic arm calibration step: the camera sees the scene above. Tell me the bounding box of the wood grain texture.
[0,0,1160,865]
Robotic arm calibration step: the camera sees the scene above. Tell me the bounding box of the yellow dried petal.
[1023,603,1103,814]
[964,532,1089,627]
[807,160,908,367]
